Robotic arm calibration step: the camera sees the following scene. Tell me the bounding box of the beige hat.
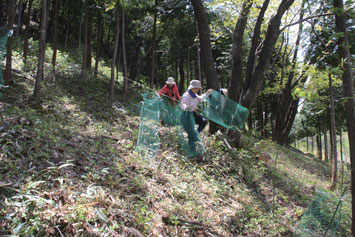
[188,80,202,90]
[166,77,175,84]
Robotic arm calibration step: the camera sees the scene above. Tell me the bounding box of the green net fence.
[201,90,249,130]
[0,28,11,99]
[293,189,344,237]
[136,91,249,162]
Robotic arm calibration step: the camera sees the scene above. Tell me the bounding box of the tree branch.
[280,13,332,32]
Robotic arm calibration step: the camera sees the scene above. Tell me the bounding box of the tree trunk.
[80,0,88,80]
[329,74,338,190]
[317,131,322,160]
[51,0,59,73]
[109,0,120,103]
[5,0,16,84]
[121,3,128,97]
[33,0,47,102]
[272,0,305,145]
[15,0,23,37]
[190,0,221,135]
[190,0,219,90]
[323,120,328,162]
[229,0,252,103]
[187,42,190,86]
[149,0,157,89]
[333,0,355,234]
[94,9,102,77]
[178,59,185,95]
[23,0,33,64]
[243,0,270,93]
[241,0,295,110]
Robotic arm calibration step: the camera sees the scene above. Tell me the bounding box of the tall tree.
[122,1,128,97]
[23,0,33,64]
[190,0,220,90]
[94,8,103,77]
[80,0,89,80]
[109,0,120,102]
[33,0,48,102]
[149,0,158,89]
[333,0,355,234]
[329,73,337,190]
[4,0,16,84]
[51,0,59,73]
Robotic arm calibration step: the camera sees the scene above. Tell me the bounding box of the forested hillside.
[0,0,354,236]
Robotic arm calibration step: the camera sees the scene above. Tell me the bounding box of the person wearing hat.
[180,80,213,157]
[158,77,181,103]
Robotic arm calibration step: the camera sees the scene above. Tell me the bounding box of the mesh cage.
[201,90,249,130]
[293,189,343,237]
[0,27,10,98]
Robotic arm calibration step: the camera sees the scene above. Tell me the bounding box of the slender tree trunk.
[187,42,190,86]
[15,0,22,37]
[64,23,69,51]
[317,131,322,160]
[33,0,47,102]
[178,59,185,95]
[78,13,82,60]
[195,24,202,83]
[5,0,16,84]
[121,3,128,97]
[23,0,33,64]
[333,0,355,233]
[86,21,92,70]
[149,0,157,89]
[324,121,328,162]
[51,0,59,73]
[311,136,314,153]
[80,0,89,80]
[329,74,338,190]
[109,0,120,102]
[94,10,102,77]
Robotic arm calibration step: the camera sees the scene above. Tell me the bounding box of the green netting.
[136,91,249,161]
[201,90,249,130]
[293,189,343,237]
[0,27,10,99]
[136,92,206,161]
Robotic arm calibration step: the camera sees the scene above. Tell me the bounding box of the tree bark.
[15,0,23,37]
[241,0,295,110]
[323,120,328,162]
[5,0,16,84]
[121,3,128,97]
[333,0,355,234]
[178,59,185,95]
[149,0,157,89]
[33,0,47,102]
[190,0,219,90]
[80,0,89,80]
[23,0,33,64]
[94,9,102,77]
[229,0,252,103]
[329,74,338,190]
[243,0,270,93]
[109,0,120,103]
[51,0,59,73]
[271,0,305,145]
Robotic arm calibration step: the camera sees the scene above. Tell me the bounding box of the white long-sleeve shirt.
[180,91,210,111]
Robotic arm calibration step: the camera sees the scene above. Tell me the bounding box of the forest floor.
[0,51,352,236]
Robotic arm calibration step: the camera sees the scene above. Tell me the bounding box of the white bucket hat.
[166,77,175,84]
[188,80,202,90]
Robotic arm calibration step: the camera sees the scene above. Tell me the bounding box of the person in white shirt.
[180,80,212,156]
